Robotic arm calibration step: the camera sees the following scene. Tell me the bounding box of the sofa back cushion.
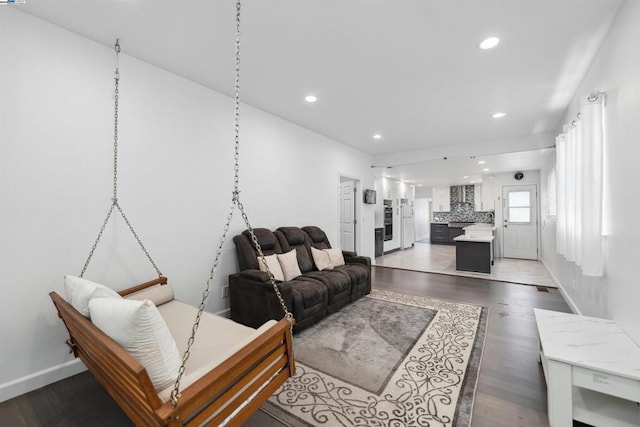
[302,226,332,250]
[275,227,314,274]
[233,228,283,271]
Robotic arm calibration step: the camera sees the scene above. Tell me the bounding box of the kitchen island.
[454,223,496,273]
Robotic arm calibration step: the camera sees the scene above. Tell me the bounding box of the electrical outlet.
[222,286,229,298]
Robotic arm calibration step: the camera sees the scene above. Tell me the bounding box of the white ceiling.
[16,0,622,186]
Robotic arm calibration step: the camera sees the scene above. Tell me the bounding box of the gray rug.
[264,289,487,426]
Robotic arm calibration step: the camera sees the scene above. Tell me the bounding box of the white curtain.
[556,134,566,255]
[555,96,605,277]
[580,101,605,276]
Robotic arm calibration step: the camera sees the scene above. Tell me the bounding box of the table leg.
[547,361,573,426]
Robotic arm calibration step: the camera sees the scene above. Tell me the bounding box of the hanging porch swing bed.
[50,277,294,426]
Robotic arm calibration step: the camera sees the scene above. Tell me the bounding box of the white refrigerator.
[401,202,415,249]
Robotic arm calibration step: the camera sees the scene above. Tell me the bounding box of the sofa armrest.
[239,269,271,282]
[344,254,371,269]
[341,250,357,258]
[229,271,294,329]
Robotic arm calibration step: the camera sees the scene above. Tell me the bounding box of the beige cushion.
[257,254,285,281]
[126,284,175,306]
[277,249,302,281]
[156,299,277,402]
[63,275,121,318]
[89,298,182,392]
[325,248,346,267]
[311,247,333,271]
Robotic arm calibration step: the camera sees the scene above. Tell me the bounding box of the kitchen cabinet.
[430,223,449,244]
[448,226,465,242]
[481,179,495,211]
[431,223,473,244]
[474,184,482,211]
[432,186,450,212]
[454,237,493,273]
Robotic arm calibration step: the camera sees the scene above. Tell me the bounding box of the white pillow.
[325,248,346,267]
[277,249,302,281]
[311,247,333,271]
[64,275,121,318]
[88,297,182,392]
[257,254,285,281]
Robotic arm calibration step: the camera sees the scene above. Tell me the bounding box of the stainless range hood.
[452,185,466,204]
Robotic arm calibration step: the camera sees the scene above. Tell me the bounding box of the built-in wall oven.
[383,199,393,241]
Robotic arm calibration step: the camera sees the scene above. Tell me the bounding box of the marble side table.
[534,309,640,426]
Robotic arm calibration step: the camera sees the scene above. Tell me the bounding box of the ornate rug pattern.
[264,289,487,426]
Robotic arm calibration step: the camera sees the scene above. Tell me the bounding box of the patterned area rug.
[263,289,487,426]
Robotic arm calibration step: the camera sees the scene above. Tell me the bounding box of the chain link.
[170,0,293,408]
[80,39,162,278]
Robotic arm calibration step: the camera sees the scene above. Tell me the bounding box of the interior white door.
[339,181,356,252]
[502,184,538,259]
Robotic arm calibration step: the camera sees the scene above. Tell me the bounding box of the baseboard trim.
[0,358,86,403]
[541,258,581,315]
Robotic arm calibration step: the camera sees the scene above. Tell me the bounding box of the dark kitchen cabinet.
[430,223,449,244]
[448,227,465,242]
[375,228,384,257]
[455,240,493,273]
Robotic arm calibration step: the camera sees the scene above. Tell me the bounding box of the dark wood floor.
[1,266,577,426]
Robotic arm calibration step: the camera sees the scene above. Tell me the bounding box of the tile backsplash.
[433,185,494,223]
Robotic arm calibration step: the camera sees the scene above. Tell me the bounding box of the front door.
[502,184,538,259]
[339,181,356,252]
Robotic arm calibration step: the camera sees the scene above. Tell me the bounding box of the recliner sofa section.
[229,226,371,332]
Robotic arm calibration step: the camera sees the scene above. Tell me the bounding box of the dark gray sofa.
[229,226,371,333]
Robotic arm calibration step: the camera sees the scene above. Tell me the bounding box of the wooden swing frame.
[50,277,295,426]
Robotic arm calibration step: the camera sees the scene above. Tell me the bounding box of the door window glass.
[509,191,531,223]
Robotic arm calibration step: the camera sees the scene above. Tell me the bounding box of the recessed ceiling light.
[470,180,475,184]
[477,160,486,165]
[479,36,500,50]
[463,175,469,179]
[492,112,507,119]
[304,95,317,103]
[373,134,382,140]
[483,168,490,172]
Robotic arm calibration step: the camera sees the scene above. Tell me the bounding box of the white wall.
[0,9,374,401]
[540,0,640,343]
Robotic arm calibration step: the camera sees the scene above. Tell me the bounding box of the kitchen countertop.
[463,223,496,231]
[453,235,494,243]
[447,222,475,228]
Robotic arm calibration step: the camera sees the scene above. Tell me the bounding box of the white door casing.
[339,181,356,252]
[502,184,538,260]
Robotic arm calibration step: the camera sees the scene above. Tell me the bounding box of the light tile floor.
[374,241,556,288]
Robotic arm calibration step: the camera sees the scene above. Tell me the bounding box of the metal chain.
[170,0,292,408]
[80,39,162,278]
[80,204,116,277]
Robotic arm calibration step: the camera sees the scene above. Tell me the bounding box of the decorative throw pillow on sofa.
[311,247,333,271]
[88,297,182,392]
[257,254,285,281]
[325,248,346,267]
[64,274,121,318]
[277,249,302,281]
